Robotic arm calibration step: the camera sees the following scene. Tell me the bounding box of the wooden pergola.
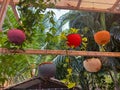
[0,0,120,57]
[49,0,120,14]
[0,0,120,30]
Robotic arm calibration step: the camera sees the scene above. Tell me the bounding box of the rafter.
[0,0,10,31]
[110,0,120,10]
[0,0,19,4]
[10,0,19,4]
[76,0,82,8]
[10,0,20,21]
[48,0,120,14]
[0,0,119,32]
[54,4,120,14]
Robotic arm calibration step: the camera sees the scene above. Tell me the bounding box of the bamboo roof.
[49,0,120,14]
[0,0,120,30]
[0,0,119,29]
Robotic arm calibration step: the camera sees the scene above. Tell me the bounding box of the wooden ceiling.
[0,0,120,13]
[48,0,120,14]
[0,0,19,30]
[0,0,120,30]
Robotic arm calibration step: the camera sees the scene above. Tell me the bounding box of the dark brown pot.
[38,62,56,79]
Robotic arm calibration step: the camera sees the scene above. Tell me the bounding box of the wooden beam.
[110,0,120,10]
[10,0,19,4]
[0,48,120,57]
[52,5,120,14]
[10,0,20,21]
[10,0,23,26]
[76,0,82,8]
[0,0,19,4]
[0,0,10,31]
[0,0,119,14]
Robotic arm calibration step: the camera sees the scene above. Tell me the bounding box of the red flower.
[67,34,82,48]
[7,29,26,45]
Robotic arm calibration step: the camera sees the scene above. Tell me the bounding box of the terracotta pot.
[38,62,56,79]
[94,30,110,45]
[66,34,82,48]
[83,58,102,72]
[7,29,26,45]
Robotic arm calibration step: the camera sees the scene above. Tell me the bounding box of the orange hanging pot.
[7,29,26,45]
[94,30,110,45]
[38,62,56,79]
[83,58,102,72]
[66,34,82,48]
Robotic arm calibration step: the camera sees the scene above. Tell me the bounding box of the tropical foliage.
[0,0,58,87]
[53,11,120,90]
[0,0,120,90]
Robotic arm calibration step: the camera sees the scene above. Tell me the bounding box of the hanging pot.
[94,30,110,45]
[83,58,102,72]
[38,62,56,79]
[7,29,26,45]
[66,34,82,48]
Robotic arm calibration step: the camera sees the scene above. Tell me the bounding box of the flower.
[7,29,26,45]
[94,30,110,45]
[83,58,102,72]
[66,34,82,48]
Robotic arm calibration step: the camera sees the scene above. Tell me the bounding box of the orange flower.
[94,30,110,45]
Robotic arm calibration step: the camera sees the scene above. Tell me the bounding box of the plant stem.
[100,13,106,30]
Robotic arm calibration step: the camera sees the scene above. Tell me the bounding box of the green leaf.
[67,68,72,75]
[67,82,76,88]
[69,28,78,34]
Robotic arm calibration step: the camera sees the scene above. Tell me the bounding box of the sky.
[46,8,69,19]
[46,8,69,30]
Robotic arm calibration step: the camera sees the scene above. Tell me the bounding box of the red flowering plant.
[7,29,26,45]
[3,28,26,51]
[66,33,82,48]
[60,28,87,50]
[59,28,88,88]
